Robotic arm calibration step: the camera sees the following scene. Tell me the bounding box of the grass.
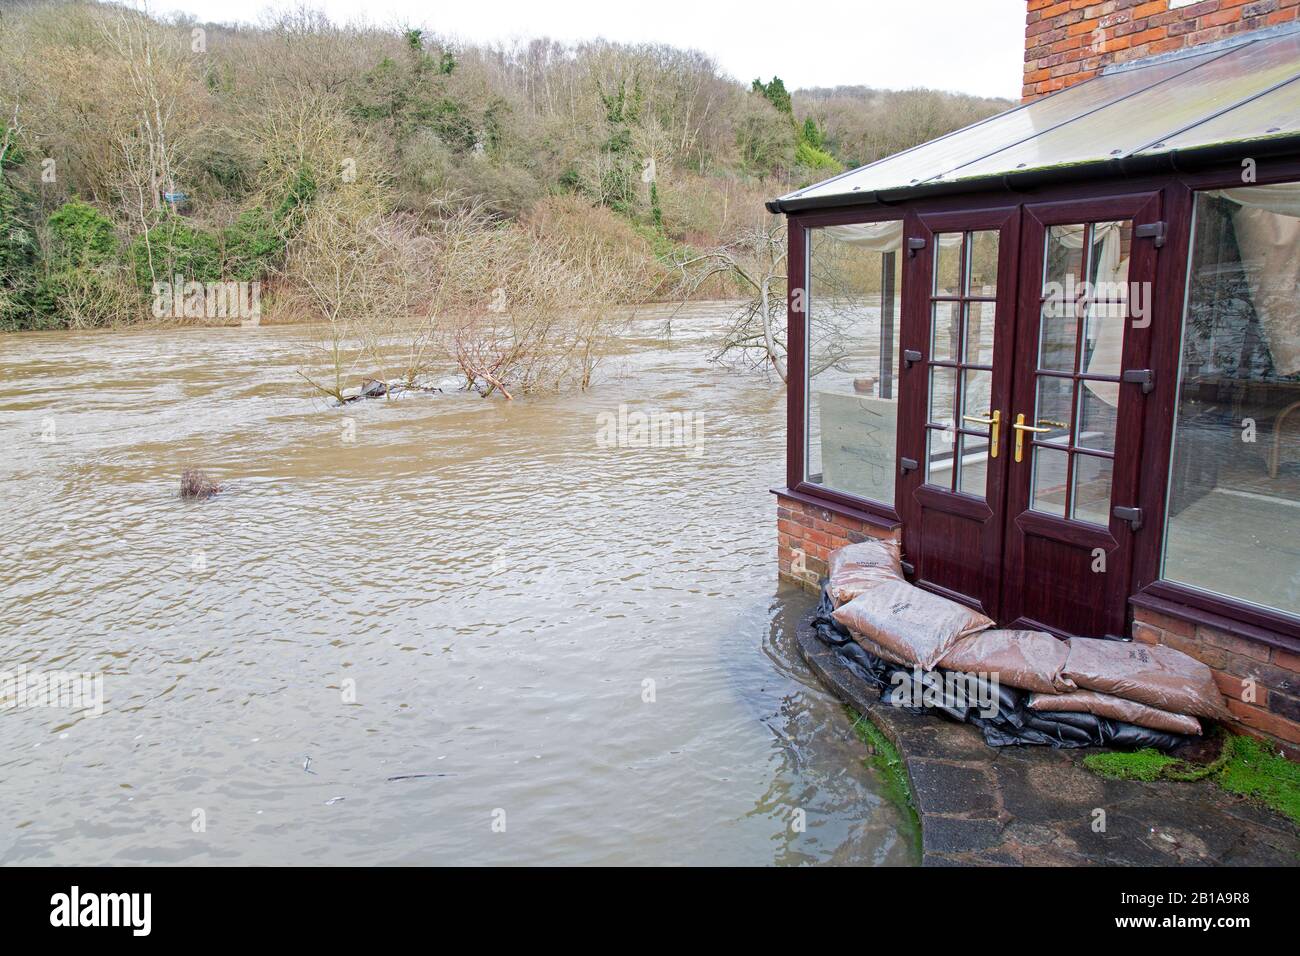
[1083,733,1300,826]
[846,705,922,856]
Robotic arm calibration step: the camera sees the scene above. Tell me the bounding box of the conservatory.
[768,27,1300,684]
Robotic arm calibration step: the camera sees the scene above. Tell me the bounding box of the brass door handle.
[962,409,1001,458]
[1012,413,1052,463]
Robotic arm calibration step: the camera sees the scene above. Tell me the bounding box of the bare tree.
[674,221,790,382]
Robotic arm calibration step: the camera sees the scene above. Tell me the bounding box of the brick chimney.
[1023,0,1300,101]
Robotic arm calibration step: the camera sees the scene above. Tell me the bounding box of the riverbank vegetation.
[0,1,1009,394]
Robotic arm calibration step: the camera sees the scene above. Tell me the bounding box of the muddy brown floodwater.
[0,303,917,865]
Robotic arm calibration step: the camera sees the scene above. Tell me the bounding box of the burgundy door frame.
[785,204,918,528]
[897,206,1021,618]
[1127,165,1300,646]
[1000,192,1162,639]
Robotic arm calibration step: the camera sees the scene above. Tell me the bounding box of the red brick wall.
[1023,0,1300,101]
[776,493,900,594]
[1133,609,1300,759]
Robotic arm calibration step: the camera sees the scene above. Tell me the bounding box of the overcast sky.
[139,0,1026,100]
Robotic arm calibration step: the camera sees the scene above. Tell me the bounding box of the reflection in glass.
[958,434,988,498]
[927,426,955,487]
[965,302,996,365]
[1072,454,1113,526]
[929,366,957,427]
[1030,445,1069,517]
[963,369,992,424]
[1034,375,1074,442]
[934,233,963,296]
[1082,221,1132,378]
[805,222,904,505]
[1163,187,1300,616]
[931,301,959,362]
[1077,385,1117,452]
[1045,225,1086,294]
[1038,302,1079,373]
[968,231,1000,296]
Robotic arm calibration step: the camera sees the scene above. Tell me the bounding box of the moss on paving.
[846,705,922,855]
[1085,748,1184,783]
[1216,736,1300,826]
[1084,734,1300,827]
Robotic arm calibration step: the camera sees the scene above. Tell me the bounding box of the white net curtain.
[1216,183,1300,377]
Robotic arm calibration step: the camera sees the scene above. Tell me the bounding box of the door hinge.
[900,457,919,474]
[1112,505,1143,531]
[1122,368,1155,394]
[907,237,926,258]
[903,349,922,368]
[1135,221,1166,248]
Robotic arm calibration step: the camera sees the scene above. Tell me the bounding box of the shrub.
[223,207,284,282]
[46,200,117,267]
[795,139,841,173]
[130,217,222,290]
[30,200,136,329]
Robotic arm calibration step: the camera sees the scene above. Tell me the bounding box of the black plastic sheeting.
[810,586,1189,751]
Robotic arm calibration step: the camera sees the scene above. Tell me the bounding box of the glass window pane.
[1162,188,1300,617]
[1082,221,1132,378]
[1030,445,1069,517]
[931,301,959,362]
[965,302,996,365]
[962,368,992,426]
[967,231,999,296]
[926,426,955,488]
[957,433,988,499]
[805,223,904,505]
[1072,454,1113,526]
[928,365,957,428]
[1045,225,1086,296]
[1076,383,1118,453]
[934,233,963,297]
[1034,375,1074,445]
[1038,300,1079,373]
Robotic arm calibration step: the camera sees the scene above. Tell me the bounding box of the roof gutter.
[764,132,1300,215]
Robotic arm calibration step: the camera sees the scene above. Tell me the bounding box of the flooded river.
[0,304,916,865]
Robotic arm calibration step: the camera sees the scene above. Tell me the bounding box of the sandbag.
[1027,689,1202,736]
[938,629,1076,695]
[832,579,994,671]
[810,584,1190,751]
[1062,637,1229,720]
[847,630,908,665]
[826,538,904,607]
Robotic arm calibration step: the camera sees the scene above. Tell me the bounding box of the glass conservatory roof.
[770,28,1300,213]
